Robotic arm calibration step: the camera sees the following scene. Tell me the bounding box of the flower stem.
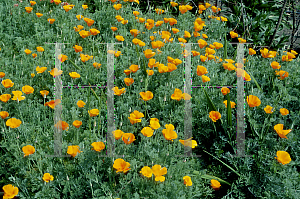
[144,101,147,120]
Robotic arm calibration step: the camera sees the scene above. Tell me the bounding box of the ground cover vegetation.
[0,0,300,198]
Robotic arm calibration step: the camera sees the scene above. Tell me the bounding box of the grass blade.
[200,174,231,185]
[203,150,240,177]
[224,32,228,59]
[202,87,217,112]
[89,83,100,101]
[69,59,82,70]
[192,171,231,185]
[227,94,232,127]
[245,69,263,93]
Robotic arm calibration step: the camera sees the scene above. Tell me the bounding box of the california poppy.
[140,166,153,178]
[179,138,197,148]
[209,111,221,122]
[280,108,289,116]
[274,124,291,139]
[91,142,105,152]
[22,85,34,94]
[36,66,47,74]
[83,18,94,27]
[221,87,230,95]
[230,31,238,38]
[112,87,126,96]
[122,133,136,145]
[141,127,154,137]
[67,145,81,157]
[275,151,291,165]
[22,145,35,157]
[211,179,221,190]
[0,111,9,119]
[69,72,80,79]
[162,124,177,141]
[36,13,43,17]
[139,91,153,101]
[150,118,160,129]
[246,95,261,107]
[12,91,25,101]
[88,109,99,117]
[249,48,256,55]
[223,100,236,108]
[113,158,131,173]
[124,78,134,86]
[2,79,14,88]
[183,176,192,186]
[113,4,122,10]
[143,49,155,59]
[2,184,19,199]
[77,100,85,108]
[152,165,167,182]
[128,110,144,125]
[264,105,274,114]
[48,68,63,77]
[45,99,61,109]
[76,15,84,20]
[270,61,281,69]
[43,173,54,182]
[197,65,208,76]
[54,120,69,131]
[46,18,55,24]
[25,7,33,13]
[115,35,124,41]
[24,49,32,55]
[201,75,210,83]
[72,120,82,128]
[198,39,207,48]
[112,129,124,140]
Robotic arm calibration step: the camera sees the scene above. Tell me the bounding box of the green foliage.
[0,0,300,198]
[221,0,292,49]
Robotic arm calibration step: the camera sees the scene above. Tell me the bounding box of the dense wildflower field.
[0,0,300,198]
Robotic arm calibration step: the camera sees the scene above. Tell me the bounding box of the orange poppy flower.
[143,49,155,59]
[246,95,261,107]
[139,91,153,101]
[152,164,167,182]
[44,99,61,109]
[275,151,291,165]
[22,85,34,94]
[22,145,35,157]
[72,120,82,128]
[91,142,105,152]
[25,7,33,13]
[88,109,99,117]
[113,158,130,173]
[209,111,221,122]
[54,120,69,131]
[274,124,291,139]
[2,184,19,199]
[124,78,134,86]
[83,18,94,26]
[112,129,124,140]
[0,111,9,119]
[0,94,11,103]
[280,108,289,116]
[122,133,136,145]
[112,87,126,96]
[211,179,221,190]
[67,145,81,157]
[162,124,177,141]
[77,100,85,108]
[128,110,144,125]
